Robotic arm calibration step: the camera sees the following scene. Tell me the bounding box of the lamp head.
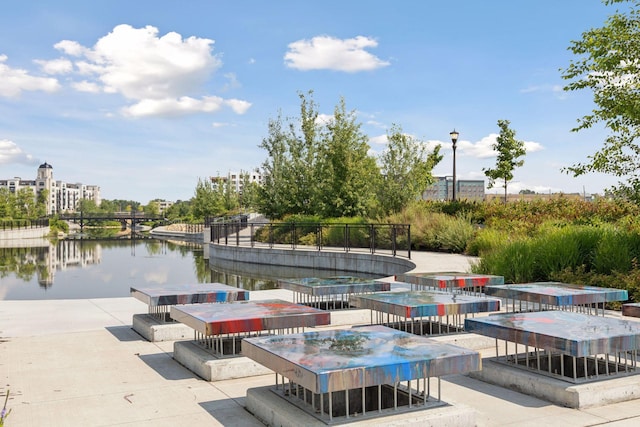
[450,129,459,146]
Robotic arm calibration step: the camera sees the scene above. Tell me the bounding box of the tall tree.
[483,120,526,203]
[191,178,223,220]
[377,125,442,216]
[561,0,640,201]
[316,97,379,218]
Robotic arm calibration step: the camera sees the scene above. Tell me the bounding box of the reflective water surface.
[0,238,381,301]
[1,238,280,300]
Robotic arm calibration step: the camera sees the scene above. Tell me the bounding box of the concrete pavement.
[2,251,640,426]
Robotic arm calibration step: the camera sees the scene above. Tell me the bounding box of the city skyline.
[0,1,626,203]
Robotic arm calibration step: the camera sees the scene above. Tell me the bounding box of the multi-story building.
[0,162,101,215]
[422,176,485,201]
[210,170,264,194]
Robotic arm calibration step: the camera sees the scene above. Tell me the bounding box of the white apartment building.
[210,170,264,193]
[0,162,101,215]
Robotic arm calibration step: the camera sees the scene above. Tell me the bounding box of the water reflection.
[0,238,372,300]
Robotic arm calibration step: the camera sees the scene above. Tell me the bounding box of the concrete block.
[132,313,193,342]
[173,340,272,381]
[470,358,640,408]
[246,385,477,427]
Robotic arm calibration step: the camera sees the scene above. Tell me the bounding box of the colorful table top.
[484,282,628,305]
[277,276,390,296]
[350,290,501,318]
[170,299,330,336]
[242,325,480,394]
[465,311,640,357]
[130,282,249,307]
[395,272,504,290]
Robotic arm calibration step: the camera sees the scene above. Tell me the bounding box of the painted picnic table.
[484,282,628,315]
[170,299,330,356]
[395,272,504,295]
[243,325,480,421]
[130,282,249,319]
[465,310,640,382]
[350,290,501,335]
[277,276,390,309]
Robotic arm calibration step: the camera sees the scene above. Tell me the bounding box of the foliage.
[375,124,442,217]
[561,0,640,202]
[48,215,69,235]
[257,92,441,219]
[483,119,526,202]
[191,178,224,221]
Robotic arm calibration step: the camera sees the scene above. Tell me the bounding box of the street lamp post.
[450,129,459,202]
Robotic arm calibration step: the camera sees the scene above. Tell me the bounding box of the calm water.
[0,238,276,300]
[0,238,379,300]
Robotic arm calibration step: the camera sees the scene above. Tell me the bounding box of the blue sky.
[0,0,626,204]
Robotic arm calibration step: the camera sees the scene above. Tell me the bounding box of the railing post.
[291,223,296,249]
[407,224,411,259]
[250,223,255,248]
[316,224,322,251]
[269,224,274,249]
[370,224,375,254]
[344,224,349,253]
[392,225,397,257]
[236,220,240,246]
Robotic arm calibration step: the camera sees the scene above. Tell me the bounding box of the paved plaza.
[2,251,640,426]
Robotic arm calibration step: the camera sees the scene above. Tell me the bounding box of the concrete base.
[246,385,476,427]
[470,358,640,408]
[432,332,496,351]
[132,313,194,342]
[325,308,372,326]
[173,340,272,381]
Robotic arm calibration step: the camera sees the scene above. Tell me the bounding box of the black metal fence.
[210,221,411,258]
[0,218,49,230]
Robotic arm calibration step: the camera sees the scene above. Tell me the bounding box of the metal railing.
[1,218,49,230]
[210,221,411,258]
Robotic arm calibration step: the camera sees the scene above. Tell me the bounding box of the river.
[0,238,284,300]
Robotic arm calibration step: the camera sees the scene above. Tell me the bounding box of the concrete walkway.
[1,252,640,426]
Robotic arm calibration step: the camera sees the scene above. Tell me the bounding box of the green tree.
[239,172,259,211]
[191,178,223,221]
[316,97,379,218]
[376,124,443,216]
[144,201,160,216]
[561,0,640,201]
[165,200,192,220]
[15,188,36,219]
[78,199,99,213]
[0,187,14,218]
[483,119,526,203]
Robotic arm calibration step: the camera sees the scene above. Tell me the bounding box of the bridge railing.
[210,221,411,259]
[1,218,50,230]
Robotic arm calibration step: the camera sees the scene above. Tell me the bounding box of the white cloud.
[0,139,38,165]
[285,35,390,72]
[315,113,334,126]
[0,55,60,97]
[50,24,251,117]
[458,133,544,158]
[369,134,387,145]
[72,80,101,93]
[35,58,73,74]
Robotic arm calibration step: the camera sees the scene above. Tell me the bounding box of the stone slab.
[484,282,628,306]
[173,340,272,381]
[622,303,640,318]
[243,325,480,394]
[130,282,249,307]
[277,276,390,296]
[350,290,501,318]
[246,385,477,427]
[396,272,504,292]
[132,313,193,342]
[471,358,640,409]
[465,311,640,357]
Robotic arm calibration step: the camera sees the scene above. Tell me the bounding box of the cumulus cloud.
[49,24,251,117]
[35,57,73,74]
[0,139,38,165]
[459,133,544,158]
[285,35,390,72]
[0,55,60,97]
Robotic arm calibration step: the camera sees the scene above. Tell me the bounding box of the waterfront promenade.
[1,251,640,426]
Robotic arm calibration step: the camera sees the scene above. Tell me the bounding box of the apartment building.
[0,162,101,215]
